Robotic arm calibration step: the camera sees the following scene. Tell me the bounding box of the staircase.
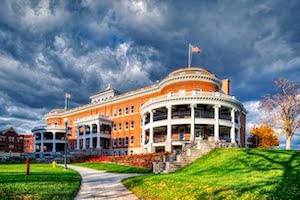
[153,139,236,174]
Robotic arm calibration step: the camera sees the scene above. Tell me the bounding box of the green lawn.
[0,163,81,200]
[73,162,152,173]
[123,148,300,200]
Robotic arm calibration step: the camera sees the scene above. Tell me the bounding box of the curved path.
[67,165,143,200]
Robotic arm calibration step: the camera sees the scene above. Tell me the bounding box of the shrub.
[84,152,169,169]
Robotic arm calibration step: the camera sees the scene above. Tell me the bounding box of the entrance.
[195,127,204,139]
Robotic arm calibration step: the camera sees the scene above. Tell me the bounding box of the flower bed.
[84,152,169,169]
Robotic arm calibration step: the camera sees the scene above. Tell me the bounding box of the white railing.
[75,114,111,123]
[142,91,236,109]
[46,125,65,129]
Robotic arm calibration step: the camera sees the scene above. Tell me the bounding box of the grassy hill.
[123,148,300,200]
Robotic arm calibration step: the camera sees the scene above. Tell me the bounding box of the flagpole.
[188,43,191,68]
[64,93,67,110]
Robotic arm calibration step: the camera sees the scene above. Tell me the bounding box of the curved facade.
[32,67,247,157]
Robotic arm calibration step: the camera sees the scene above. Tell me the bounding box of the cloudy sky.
[0,0,299,149]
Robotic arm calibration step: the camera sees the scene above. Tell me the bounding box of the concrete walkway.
[67,165,143,200]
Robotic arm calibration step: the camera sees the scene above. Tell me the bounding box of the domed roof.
[165,67,215,79]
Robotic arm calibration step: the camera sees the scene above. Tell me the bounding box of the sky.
[0,0,300,149]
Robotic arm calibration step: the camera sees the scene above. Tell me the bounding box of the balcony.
[172,111,191,119]
[220,114,231,121]
[154,135,166,143]
[153,114,167,121]
[195,111,214,118]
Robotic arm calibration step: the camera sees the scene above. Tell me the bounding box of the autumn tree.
[248,125,279,148]
[260,79,300,150]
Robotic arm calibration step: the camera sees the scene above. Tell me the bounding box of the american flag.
[191,45,201,53]
[65,93,71,99]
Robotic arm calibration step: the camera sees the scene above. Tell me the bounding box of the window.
[118,123,122,131]
[125,107,129,114]
[179,89,185,94]
[140,119,143,127]
[113,123,116,131]
[54,122,58,126]
[118,138,122,146]
[130,105,134,113]
[113,139,116,146]
[9,145,14,149]
[125,137,128,146]
[125,121,129,130]
[140,103,144,107]
[195,88,202,93]
[130,135,134,145]
[130,120,134,129]
[140,134,143,144]
[113,109,116,117]
[69,120,72,125]
[118,108,122,116]
[106,111,110,118]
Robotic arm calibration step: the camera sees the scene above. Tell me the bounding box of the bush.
[84,152,169,169]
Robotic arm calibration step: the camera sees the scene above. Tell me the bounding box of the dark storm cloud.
[0,0,300,146]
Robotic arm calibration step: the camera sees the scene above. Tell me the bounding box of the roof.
[165,67,215,79]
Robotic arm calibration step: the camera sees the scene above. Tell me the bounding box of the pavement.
[66,165,144,200]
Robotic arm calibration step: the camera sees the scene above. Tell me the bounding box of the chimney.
[221,79,230,95]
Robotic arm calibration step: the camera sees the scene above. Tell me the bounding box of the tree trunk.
[286,135,292,150]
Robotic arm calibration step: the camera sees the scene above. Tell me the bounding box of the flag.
[65,93,71,99]
[191,45,201,53]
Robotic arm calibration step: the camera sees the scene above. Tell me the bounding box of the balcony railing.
[220,115,231,121]
[172,133,190,141]
[195,111,214,118]
[154,135,166,143]
[172,111,191,119]
[153,114,167,121]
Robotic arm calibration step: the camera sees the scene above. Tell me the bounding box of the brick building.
[23,135,34,153]
[32,67,247,158]
[0,128,24,153]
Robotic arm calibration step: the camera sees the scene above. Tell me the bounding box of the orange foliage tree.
[248,125,279,148]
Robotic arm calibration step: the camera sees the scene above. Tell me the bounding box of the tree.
[261,79,300,150]
[248,125,279,148]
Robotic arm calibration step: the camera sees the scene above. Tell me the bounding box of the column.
[83,125,86,149]
[166,105,172,152]
[89,124,93,148]
[190,104,196,142]
[142,115,146,146]
[76,127,80,150]
[33,133,36,153]
[214,105,220,141]
[166,106,172,141]
[231,108,236,143]
[40,132,44,152]
[96,123,101,148]
[237,112,241,145]
[52,132,56,152]
[149,110,154,143]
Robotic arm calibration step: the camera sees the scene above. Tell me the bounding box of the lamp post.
[63,118,68,170]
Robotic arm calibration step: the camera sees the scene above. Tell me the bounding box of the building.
[23,135,34,153]
[0,128,24,157]
[32,67,247,157]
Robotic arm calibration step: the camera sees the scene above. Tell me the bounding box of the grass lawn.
[123,148,300,200]
[73,162,152,173]
[0,163,80,200]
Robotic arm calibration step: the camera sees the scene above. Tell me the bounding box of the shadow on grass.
[243,149,300,199]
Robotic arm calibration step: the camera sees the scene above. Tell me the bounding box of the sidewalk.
[67,165,143,200]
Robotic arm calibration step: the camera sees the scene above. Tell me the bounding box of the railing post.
[26,158,30,175]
